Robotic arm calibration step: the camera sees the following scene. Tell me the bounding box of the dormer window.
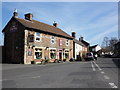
[35,32,41,42]
[51,36,54,44]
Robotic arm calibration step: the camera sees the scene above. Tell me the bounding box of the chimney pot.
[72,32,76,38]
[25,13,33,21]
[13,8,18,18]
[79,36,83,41]
[53,21,58,27]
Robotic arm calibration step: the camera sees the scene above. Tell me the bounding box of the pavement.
[1,57,119,88]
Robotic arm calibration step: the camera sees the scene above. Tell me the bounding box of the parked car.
[84,52,94,61]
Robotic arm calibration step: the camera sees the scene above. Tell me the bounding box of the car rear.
[84,52,94,61]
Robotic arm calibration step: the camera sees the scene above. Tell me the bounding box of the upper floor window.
[66,39,69,46]
[35,32,41,42]
[51,36,55,44]
[28,34,34,42]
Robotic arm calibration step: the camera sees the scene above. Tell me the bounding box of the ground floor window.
[50,50,56,59]
[65,51,69,59]
[34,48,42,59]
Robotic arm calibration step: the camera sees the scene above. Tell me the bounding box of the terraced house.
[71,32,89,61]
[2,9,73,64]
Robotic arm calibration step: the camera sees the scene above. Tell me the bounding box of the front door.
[59,51,62,60]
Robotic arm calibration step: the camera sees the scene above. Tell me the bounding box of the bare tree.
[109,37,118,52]
[101,37,109,48]
[101,37,118,53]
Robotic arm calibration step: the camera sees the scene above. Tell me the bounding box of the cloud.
[89,25,118,44]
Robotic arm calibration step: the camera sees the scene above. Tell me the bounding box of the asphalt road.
[1,57,119,88]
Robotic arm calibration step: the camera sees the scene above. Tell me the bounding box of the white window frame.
[34,48,43,59]
[35,32,41,42]
[66,39,69,46]
[51,36,55,44]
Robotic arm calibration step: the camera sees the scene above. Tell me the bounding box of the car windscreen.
[86,53,92,56]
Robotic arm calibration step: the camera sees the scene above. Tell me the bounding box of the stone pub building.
[2,9,73,64]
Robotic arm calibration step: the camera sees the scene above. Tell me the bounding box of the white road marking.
[92,61,118,88]
[93,61,102,71]
[91,61,96,71]
[0,79,9,81]
[104,75,110,79]
[31,76,40,79]
[101,71,105,74]
[18,75,41,79]
[109,83,118,88]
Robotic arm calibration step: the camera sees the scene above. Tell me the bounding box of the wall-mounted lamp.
[46,47,49,50]
[63,48,65,51]
[32,45,35,49]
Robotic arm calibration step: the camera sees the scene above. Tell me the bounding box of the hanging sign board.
[28,48,32,56]
[59,39,62,46]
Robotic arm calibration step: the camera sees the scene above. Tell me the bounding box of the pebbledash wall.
[24,30,73,64]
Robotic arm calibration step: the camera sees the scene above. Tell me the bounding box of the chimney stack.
[24,13,33,21]
[53,21,58,27]
[13,8,18,18]
[79,36,83,41]
[72,32,76,38]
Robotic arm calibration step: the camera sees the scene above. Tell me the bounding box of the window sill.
[35,40,41,42]
[34,58,43,60]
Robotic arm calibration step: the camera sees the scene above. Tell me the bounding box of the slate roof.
[81,40,90,47]
[90,44,98,48]
[73,39,85,47]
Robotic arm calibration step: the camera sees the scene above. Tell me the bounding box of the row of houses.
[2,9,90,64]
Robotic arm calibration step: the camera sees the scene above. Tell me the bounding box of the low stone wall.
[0,46,4,63]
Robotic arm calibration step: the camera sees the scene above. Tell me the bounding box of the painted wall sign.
[10,26,17,32]
[28,49,32,56]
[59,39,62,46]
[10,22,18,32]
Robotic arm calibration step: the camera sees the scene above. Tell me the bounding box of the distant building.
[2,9,73,64]
[79,37,90,55]
[90,44,101,52]
[89,44,101,56]
[99,48,113,56]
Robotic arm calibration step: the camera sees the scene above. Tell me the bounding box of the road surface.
[1,57,119,88]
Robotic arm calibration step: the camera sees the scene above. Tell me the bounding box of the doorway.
[59,51,62,61]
